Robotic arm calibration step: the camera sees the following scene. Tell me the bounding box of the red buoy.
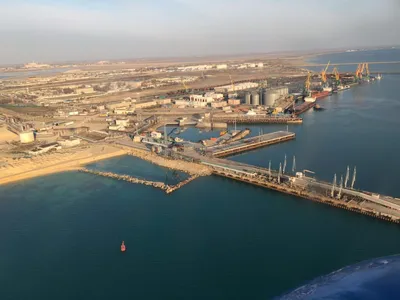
[120,241,126,252]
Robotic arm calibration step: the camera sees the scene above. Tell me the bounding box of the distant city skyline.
[0,0,399,64]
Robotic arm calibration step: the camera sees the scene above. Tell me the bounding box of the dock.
[208,131,295,158]
[211,116,302,124]
[168,144,400,224]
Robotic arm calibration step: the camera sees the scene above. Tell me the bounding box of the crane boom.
[305,72,311,94]
[228,73,235,92]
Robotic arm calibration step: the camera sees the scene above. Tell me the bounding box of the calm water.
[1,50,400,299]
[307,48,400,73]
[0,68,70,79]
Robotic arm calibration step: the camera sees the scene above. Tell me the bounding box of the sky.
[0,0,399,64]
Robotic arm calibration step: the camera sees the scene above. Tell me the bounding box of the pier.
[211,116,303,124]
[208,131,295,158]
[169,146,400,224]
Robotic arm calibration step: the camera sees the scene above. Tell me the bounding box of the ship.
[294,101,316,114]
[376,74,383,80]
[337,85,351,91]
[304,96,316,102]
[323,86,333,93]
[311,90,331,100]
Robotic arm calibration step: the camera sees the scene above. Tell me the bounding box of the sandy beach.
[0,144,127,185]
[0,143,211,186]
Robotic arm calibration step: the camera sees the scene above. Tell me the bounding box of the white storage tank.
[264,90,278,107]
[19,131,35,144]
[251,92,260,106]
[245,92,251,105]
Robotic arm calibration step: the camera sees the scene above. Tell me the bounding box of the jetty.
[211,116,302,124]
[80,168,200,194]
[208,131,295,158]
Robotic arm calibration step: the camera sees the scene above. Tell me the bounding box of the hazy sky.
[0,0,399,64]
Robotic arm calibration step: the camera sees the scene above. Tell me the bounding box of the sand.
[0,144,127,185]
[0,126,19,143]
[0,143,211,186]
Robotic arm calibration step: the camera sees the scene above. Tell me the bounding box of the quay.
[168,145,400,224]
[211,116,303,124]
[209,131,295,158]
[210,166,400,224]
[193,159,400,224]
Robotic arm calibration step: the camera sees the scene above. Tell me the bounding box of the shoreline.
[0,147,128,186]
[0,143,211,186]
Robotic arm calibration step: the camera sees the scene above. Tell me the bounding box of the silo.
[251,92,260,106]
[19,131,35,144]
[264,90,278,107]
[245,92,251,105]
[259,89,264,105]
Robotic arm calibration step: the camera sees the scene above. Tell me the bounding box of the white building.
[151,131,162,139]
[58,138,81,148]
[115,119,130,127]
[204,92,224,100]
[216,64,228,70]
[189,95,214,103]
[19,131,35,144]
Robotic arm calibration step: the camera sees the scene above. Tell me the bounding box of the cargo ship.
[311,90,331,100]
[294,101,316,115]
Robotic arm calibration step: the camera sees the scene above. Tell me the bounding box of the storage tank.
[245,92,251,105]
[264,90,278,107]
[251,92,260,106]
[259,89,265,105]
[19,131,35,144]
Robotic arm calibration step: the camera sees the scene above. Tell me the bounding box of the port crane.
[333,67,341,86]
[304,72,311,96]
[365,63,371,80]
[228,73,235,92]
[321,61,331,85]
[355,63,362,81]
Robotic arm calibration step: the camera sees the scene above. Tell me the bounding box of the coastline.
[0,145,128,186]
[0,143,211,186]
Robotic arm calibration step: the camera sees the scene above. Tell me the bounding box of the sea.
[1,49,400,300]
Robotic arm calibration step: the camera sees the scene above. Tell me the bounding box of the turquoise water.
[1,50,400,299]
[86,155,188,185]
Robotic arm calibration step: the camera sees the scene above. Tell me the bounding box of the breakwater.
[80,168,202,194]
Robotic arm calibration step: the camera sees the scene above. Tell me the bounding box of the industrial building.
[243,86,289,107]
